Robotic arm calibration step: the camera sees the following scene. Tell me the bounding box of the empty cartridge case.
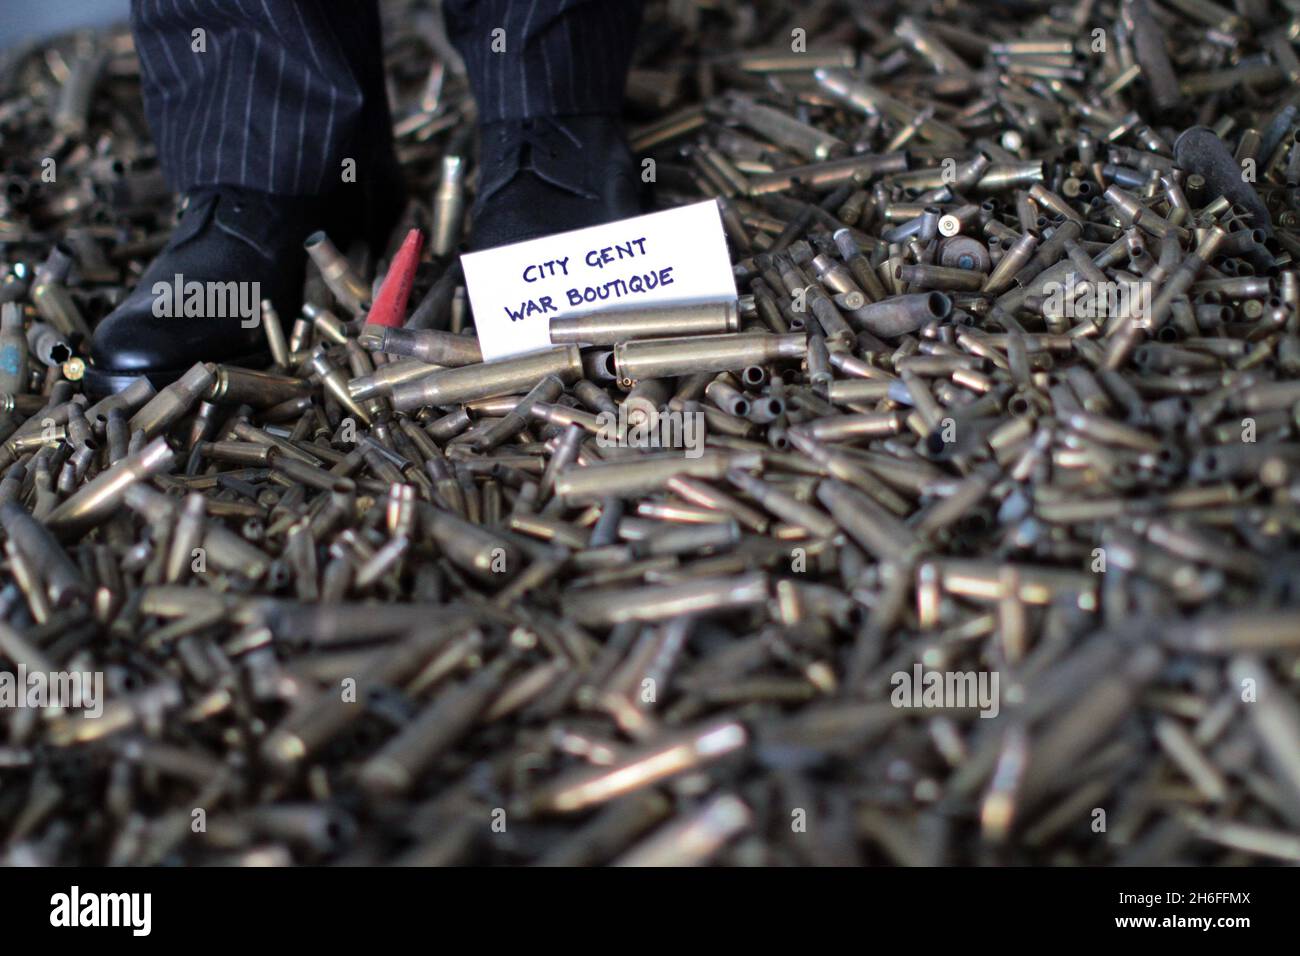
[612,333,806,385]
[46,437,174,537]
[550,300,740,346]
[391,346,583,411]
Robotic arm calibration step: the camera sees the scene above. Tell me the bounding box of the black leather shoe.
[85,176,407,398]
[85,187,324,396]
[468,113,644,251]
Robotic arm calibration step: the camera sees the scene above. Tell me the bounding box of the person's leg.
[132,0,393,197]
[88,0,402,395]
[443,0,644,122]
[443,0,647,249]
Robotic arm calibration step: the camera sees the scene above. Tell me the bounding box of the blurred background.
[0,0,129,49]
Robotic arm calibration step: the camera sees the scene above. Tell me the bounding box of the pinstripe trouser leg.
[130,0,393,197]
[131,0,644,195]
[442,0,645,122]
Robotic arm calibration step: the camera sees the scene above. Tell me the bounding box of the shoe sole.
[82,350,270,399]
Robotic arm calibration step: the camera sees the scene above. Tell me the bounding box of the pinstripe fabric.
[443,0,644,122]
[130,0,643,194]
[130,0,388,196]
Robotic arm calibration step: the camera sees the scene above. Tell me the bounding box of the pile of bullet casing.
[3,0,1300,866]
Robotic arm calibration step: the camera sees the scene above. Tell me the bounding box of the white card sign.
[461,200,737,361]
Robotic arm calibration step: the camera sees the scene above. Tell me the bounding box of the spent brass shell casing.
[46,436,175,537]
[525,719,748,813]
[129,363,216,438]
[431,154,466,256]
[304,232,370,316]
[390,346,584,411]
[612,333,806,385]
[373,326,481,366]
[309,348,374,426]
[556,452,759,504]
[549,300,740,346]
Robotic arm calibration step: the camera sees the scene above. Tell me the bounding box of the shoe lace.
[497,116,583,163]
[482,117,595,202]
